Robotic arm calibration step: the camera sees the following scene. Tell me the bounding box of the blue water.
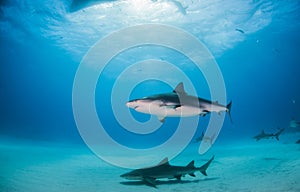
[1,0,300,191]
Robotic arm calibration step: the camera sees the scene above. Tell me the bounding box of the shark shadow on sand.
[120,177,219,188]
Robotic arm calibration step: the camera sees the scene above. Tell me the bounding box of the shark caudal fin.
[226,101,233,123]
[275,128,285,141]
[198,155,215,176]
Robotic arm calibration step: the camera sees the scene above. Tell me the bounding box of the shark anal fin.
[143,177,156,187]
[189,173,196,177]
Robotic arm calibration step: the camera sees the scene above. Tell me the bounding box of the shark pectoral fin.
[157,116,166,123]
[143,177,156,187]
[189,173,196,177]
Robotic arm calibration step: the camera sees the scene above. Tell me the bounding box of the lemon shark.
[120,156,214,187]
[126,82,232,123]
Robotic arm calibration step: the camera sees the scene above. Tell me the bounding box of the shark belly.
[135,104,202,117]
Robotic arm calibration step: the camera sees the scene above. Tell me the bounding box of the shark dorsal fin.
[173,82,186,95]
[186,160,195,168]
[158,157,169,166]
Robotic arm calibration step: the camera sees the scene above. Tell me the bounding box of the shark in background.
[126,82,232,123]
[121,156,214,187]
[195,132,205,143]
[253,128,285,141]
[289,118,300,128]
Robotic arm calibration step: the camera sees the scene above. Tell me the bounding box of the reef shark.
[253,128,285,141]
[120,156,214,187]
[126,82,232,123]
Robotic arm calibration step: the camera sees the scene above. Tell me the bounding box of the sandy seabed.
[0,134,299,192]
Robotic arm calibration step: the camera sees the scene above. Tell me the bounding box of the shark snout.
[126,100,138,109]
[120,173,127,178]
[120,171,140,180]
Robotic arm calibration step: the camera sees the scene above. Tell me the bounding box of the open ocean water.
[1,0,300,191]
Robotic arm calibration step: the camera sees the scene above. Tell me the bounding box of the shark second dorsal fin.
[173,82,186,95]
[158,157,169,166]
[186,160,195,168]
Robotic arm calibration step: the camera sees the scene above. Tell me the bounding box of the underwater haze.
[1,0,300,191]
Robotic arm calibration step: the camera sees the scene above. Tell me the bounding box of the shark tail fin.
[275,128,284,141]
[226,101,233,124]
[198,155,214,176]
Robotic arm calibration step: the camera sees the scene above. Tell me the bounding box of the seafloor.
[1,132,299,192]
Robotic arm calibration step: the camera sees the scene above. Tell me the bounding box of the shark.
[126,82,232,123]
[289,119,300,128]
[195,132,205,143]
[253,128,285,141]
[120,156,214,187]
